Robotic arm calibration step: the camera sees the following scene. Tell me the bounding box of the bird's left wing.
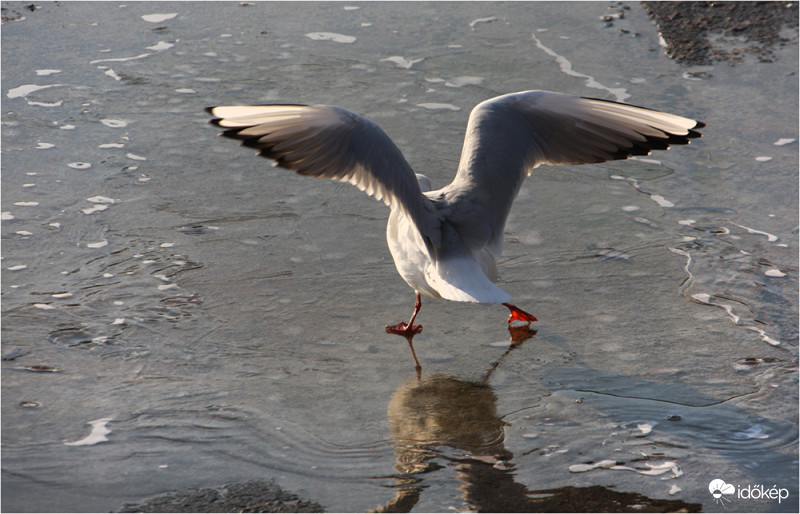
[207,104,440,246]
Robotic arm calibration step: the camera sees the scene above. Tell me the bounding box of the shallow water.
[2,2,797,512]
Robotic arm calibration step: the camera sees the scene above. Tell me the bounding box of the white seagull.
[207,91,704,336]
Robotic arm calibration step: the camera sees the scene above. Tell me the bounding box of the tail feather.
[424,255,511,304]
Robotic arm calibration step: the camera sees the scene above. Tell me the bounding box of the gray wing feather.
[440,90,704,255]
[207,104,441,247]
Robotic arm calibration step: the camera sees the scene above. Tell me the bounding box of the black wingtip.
[207,106,223,126]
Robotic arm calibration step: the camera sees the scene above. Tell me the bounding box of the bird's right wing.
[440,90,704,255]
[207,104,440,246]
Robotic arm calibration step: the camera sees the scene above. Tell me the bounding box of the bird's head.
[415,174,432,192]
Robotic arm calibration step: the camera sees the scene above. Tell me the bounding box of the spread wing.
[439,90,704,255]
[207,104,440,246]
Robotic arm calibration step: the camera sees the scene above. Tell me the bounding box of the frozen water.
[2,2,797,513]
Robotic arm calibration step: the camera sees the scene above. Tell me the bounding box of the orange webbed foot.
[502,303,537,324]
[385,322,423,337]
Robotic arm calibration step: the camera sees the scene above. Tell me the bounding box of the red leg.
[386,292,423,336]
[502,302,537,323]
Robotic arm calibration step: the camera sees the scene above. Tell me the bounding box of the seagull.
[207,90,704,336]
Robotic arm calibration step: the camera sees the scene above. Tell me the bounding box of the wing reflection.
[374,330,701,513]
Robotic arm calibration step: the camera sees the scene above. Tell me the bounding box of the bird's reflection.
[399,321,537,378]
[373,328,701,513]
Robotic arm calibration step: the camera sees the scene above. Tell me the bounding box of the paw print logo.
[708,479,736,505]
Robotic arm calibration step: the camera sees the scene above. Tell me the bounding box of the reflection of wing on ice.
[373,347,703,513]
[375,374,514,512]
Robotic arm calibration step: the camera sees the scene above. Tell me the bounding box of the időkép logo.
[708,478,790,507]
